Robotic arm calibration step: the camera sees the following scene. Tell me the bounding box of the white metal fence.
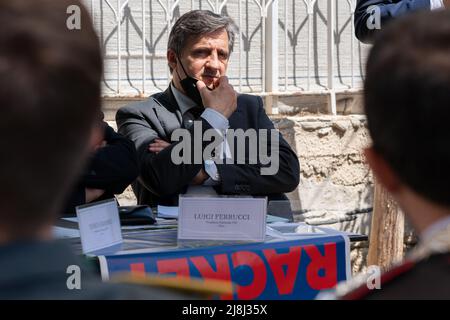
[85,0,371,113]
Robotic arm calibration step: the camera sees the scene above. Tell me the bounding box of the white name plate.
[178,196,267,242]
[76,199,123,255]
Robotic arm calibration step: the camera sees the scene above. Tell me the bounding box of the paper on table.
[53,217,80,239]
[266,215,290,223]
[157,205,179,219]
[53,226,81,239]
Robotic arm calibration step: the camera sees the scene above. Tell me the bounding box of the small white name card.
[178,196,267,242]
[76,199,123,255]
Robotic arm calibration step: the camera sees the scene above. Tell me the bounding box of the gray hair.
[168,10,237,57]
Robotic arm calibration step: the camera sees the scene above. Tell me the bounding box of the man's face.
[170,28,230,90]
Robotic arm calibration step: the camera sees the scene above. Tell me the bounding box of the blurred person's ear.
[364,147,402,194]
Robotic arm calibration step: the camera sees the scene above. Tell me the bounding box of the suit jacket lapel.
[154,86,182,122]
[152,85,183,139]
[229,95,243,129]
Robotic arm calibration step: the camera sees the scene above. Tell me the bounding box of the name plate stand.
[178,196,267,242]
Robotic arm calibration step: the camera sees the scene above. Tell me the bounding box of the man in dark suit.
[0,0,189,299]
[339,10,450,299]
[116,10,300,208]
[355,0,449,43]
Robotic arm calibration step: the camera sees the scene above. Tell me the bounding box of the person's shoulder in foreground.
[342,253,450,300]
[335,9,450,299]
[0,240,189,300]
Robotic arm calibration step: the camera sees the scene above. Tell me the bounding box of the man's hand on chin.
[197,76,237,119]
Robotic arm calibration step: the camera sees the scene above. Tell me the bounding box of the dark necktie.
[182,107,204,129]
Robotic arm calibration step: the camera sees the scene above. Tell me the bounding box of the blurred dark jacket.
[63,121,139,214]
[355,0,432,43]
[0,240,189,299]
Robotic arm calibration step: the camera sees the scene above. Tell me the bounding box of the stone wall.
[273,114,373,274]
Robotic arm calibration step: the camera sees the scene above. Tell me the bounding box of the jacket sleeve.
[62,183,86,214]
[82,122,139,195]
[355,0,430,43]
[116,105,216,198]
[214,97,300,196]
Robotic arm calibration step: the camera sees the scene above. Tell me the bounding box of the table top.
[56,216,367,256]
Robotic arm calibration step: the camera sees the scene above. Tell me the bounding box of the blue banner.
[99,235,350,300]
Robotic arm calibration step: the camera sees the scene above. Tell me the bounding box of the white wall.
[84,0,371,97]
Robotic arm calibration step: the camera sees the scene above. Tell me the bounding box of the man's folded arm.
[355,0,431,43]
[116,107,215,197]
[214,98,300,195]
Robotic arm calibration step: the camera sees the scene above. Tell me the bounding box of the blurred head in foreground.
[364,9,450,232]
[0,0,103,242]
[322,9,450,301]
